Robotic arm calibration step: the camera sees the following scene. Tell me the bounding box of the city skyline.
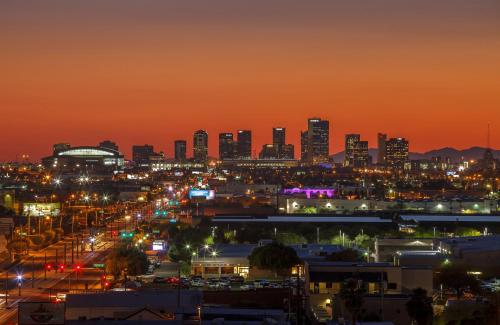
[0,127,498,162]
[2,0,499,161]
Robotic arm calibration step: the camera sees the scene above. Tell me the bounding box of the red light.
[46,264,52,270]
[104,282,109,287]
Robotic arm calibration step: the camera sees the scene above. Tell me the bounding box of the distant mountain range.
[331,146,500,164]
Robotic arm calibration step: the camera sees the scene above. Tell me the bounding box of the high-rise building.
[259,144,277,159]
[259,127,294,160]
[300,131,308,161]
[174,140,187,162]
[280,144,295,159]
[237,130,252,159]
[219,133,236,160]
[344,134,369,167]
[385,137,409,169]
[193,130,208,163]
[273,127,286,147]
[344,134,361,167]
[352,140,369,167]
[132,144,154,165]
[301,118,329,164]
[99,140,118,152]
[377,133,387,165]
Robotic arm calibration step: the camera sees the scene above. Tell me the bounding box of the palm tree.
[339,278,365,325]
[406,288,433,325]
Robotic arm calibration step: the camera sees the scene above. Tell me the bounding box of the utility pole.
[4,270,8,308]
[64,243,67,265]
[71,240,74,264]
[177,263,181,309]
[31,256,35,288]
[44,252,47,280]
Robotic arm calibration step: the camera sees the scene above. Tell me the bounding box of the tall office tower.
[237,130,252,159]
[219,133,235,160]
[385,137,409,169]
[193,130,208,163]
[352,141,369,167]
[259,144,277,159]
[344,134,361,166]
[99,140,119,152]
[302,118,329,164]
[377,133,387,165]
[53,143,71,154]
[273,127,286,147]
[300,131,308,161]
[174,140,187,162]
[280,144,295,159]
[132,144,154,165]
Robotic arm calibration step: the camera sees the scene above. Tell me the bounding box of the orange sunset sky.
[1,0,499,161]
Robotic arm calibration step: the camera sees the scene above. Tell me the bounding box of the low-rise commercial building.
[305,261,433,325]
[191,243,343,279]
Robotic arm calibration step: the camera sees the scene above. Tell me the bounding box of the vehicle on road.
[240,283,255,291]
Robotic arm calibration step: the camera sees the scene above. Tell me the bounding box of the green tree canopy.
[339,278,366,325]
[248,242,300,277]
[406,288,433,325]
[436,265,481,300]
[105,245,148,279]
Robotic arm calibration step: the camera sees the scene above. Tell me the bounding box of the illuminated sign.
[188,189,215,200]
[283,188,335,199]
[23,203,61,217]
[152,240,166,251]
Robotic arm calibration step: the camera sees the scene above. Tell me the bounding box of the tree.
[339,278,365,325]
[406,288,433,325]
[326,248,361,262]
[436,265,480,300]
[105,245,148,280]
[248,242,300,277]
[276,232,307,245]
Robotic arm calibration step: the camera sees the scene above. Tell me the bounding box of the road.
[0,219,127,324]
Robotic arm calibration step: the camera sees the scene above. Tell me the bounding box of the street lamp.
[16,274,22,296]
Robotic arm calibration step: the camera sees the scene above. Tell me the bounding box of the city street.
[0,217,128,324]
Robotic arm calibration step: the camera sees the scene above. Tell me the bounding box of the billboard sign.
[23,203,61,217]
[152,240,166,251]
[18,302,65,325]
[188,189,215,200]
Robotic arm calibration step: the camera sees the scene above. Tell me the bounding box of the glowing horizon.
[1,0,499,161]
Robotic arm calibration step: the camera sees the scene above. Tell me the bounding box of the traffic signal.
[59,264,65,272]
[75,264,81,272]
[46,264,52,271]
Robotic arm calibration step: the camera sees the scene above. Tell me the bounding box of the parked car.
[229,275,245,284]
[254,279,270,288]
[153,276,165,284]
[190,279,205,287]
[240,283,255,291]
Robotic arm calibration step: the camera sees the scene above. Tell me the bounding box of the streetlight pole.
[4,270,8,308]
[31,256,35,288]
[17,275,22,297]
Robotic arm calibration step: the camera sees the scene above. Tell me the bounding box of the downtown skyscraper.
[193,130,208,163]
[301,118,330,164]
